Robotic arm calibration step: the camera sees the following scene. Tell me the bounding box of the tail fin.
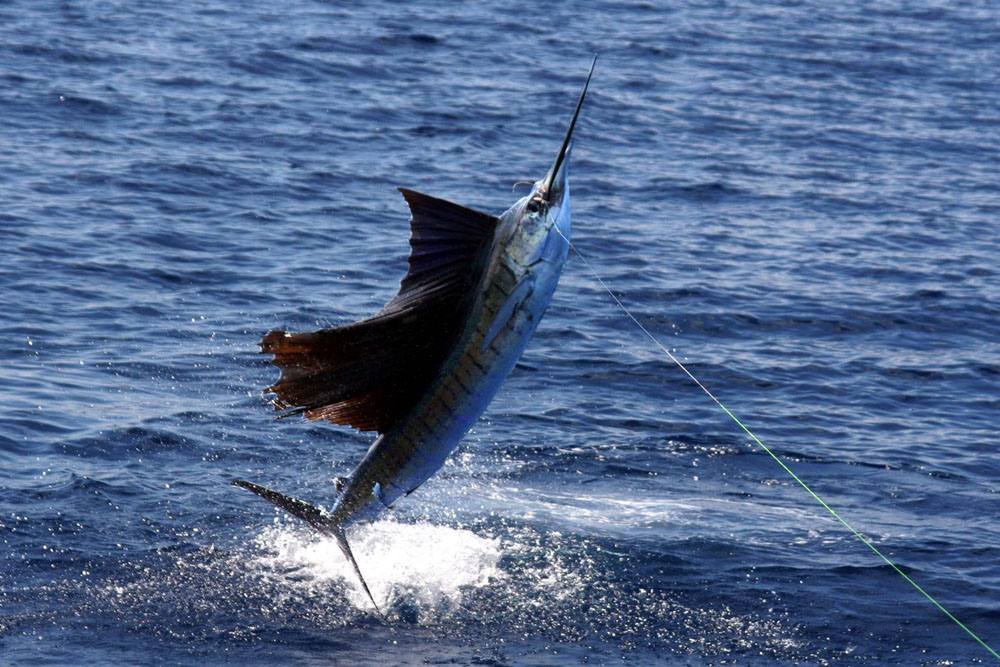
[329,525,385,620]
[232,480,385,619]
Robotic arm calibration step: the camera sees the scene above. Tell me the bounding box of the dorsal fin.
[262,189,498,434]
[386,188,499,309]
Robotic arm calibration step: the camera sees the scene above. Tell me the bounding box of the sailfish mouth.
[541,55,597,204]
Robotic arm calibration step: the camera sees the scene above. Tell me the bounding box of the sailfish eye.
[527,198,542,214]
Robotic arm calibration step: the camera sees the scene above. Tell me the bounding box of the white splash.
[248,519,503,618]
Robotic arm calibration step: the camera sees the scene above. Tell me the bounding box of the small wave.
[55,93,121,117]
[60,425,197,460]
[150,76,212,89]
[375,33,441,47]
[649,178,749,202]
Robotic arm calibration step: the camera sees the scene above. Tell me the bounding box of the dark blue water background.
[2,1,999,664]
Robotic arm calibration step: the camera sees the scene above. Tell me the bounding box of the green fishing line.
[562,233,999,662]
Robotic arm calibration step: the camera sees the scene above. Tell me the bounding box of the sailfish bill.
[234,56,596,616]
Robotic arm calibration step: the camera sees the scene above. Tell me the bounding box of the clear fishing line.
[559,230,999,662]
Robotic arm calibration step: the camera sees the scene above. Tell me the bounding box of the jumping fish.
[234,58,596,616]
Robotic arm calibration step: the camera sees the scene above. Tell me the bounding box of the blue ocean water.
[2,0,999,664]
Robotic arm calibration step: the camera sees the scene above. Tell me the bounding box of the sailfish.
[234,58,596,616]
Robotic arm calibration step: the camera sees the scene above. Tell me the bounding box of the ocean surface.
[2,1,999,664]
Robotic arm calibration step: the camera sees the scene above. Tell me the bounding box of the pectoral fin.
[481,275,535,353]
[525,227,568,266]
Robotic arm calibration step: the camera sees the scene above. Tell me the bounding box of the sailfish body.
[234,60,595,615]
